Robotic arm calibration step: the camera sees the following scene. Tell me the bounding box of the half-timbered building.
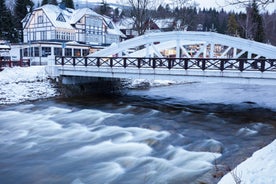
[13,4,124,65]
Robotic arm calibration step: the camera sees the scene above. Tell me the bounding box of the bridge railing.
[55,56,276,72]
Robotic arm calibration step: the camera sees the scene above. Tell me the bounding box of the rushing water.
[0,84,276,184]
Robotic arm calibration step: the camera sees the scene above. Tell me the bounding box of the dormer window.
[56,13,66,22]
[108,22,114,29]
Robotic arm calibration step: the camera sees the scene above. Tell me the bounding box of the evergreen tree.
[165,4,171,13]
[62,0,74,9]
[227,14,239,36]
[14,0,34,42]
[14,0,34,28]
[251,1,265,42]
[41,0,58,6]
[0,0,17,42]
[0,0,9,39]
[99,1,111,15]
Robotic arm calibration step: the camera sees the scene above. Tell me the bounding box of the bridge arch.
[91,31,276,59]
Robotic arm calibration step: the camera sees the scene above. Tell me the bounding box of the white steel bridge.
[49,31,276,85]
[90,31,276,59]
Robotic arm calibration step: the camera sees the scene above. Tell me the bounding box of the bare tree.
[263,12,276,44]
[172,0,198,9]
[120,0,162,35]
[225,0,271,41]
[225,0,274,8]
[128,0,153,35]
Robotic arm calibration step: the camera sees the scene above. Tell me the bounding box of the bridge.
[48,31,276,85]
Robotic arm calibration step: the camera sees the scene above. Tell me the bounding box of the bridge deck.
[51,56,276,85]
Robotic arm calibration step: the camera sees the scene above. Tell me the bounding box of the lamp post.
[26,5,31,62]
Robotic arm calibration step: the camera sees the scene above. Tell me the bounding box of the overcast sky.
[77,0,275,12]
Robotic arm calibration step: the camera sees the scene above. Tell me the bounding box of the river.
[0,83,276,184]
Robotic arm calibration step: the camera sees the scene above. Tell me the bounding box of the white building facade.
[22,4,124,45]
[16,4,125,65]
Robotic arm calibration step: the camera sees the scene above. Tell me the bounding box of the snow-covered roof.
[32,5,103,30]
[70,8,101,24]
[0,45,11,50]
[103,16,126,37]
[114,18,174,30]
[114,18,134,30]
[35,4,75,30]
[155,18,174,29]
[23,4,125,39]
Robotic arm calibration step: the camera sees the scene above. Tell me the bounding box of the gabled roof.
[36,4,75,30]
[21,13,32,29]
[70,8,101,24]
[103,16,126,38]
[155,18,174,29]
[115,18,134,30]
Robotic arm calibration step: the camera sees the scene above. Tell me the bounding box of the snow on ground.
[218,139,276,184]
[0,66,276,183]
[0,66,58,104]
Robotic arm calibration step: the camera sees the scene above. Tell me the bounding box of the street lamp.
[26,5,31,60]
[26,5,31,13]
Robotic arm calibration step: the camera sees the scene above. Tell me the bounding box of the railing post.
[168,58,172,69]
[73,57,76,66]
[84,57,88,67]
[239,59,244,71]
[152,58,156,69]
[138,58,141,68]
[202,59,206,71]
[61,57,64,66]
[220,59,225,71]
[110,58,113,67]
[260,59,265,72]
[184,59,189,70]
[97,57,100,67]
[9,60,12,67]
[123,58,127,68]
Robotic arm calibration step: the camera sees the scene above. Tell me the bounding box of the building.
[12,4,125,65]
[22,4,124,45]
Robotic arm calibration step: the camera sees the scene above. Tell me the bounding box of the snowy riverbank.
[0,66,275,183]
[0,66,58,104]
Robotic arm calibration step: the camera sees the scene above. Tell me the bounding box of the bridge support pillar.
[58,76,127,96]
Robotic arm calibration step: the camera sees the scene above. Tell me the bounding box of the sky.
[77,0,276,12]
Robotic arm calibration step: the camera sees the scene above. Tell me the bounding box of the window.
[56,31,61,40]
[56,13,66,22]
[38,15,43,24]
[42,47,51,57]
[23,47,34,57]
[65,48,72,56]
[54,48,62,56]
[34,47,39,57]
[56,31,75,41]
[108,22,114,29]
[30,47,34,57]
[82,49,89,56]
[61,32,65,40]
[66,32,70,40]
[74,49,81,56]
[41,31,47,40]
[23,48,28,57]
